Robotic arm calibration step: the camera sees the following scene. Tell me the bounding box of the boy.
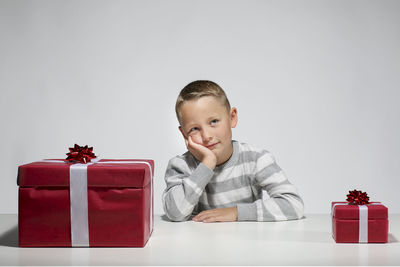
[162,80,304,222]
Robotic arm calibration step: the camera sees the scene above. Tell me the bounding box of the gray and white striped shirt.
[162,140,304,222]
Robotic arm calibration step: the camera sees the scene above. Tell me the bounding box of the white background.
[1,0,399,214]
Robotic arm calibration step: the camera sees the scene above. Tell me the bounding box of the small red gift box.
[331,202,388,243]
[17,159,154,247]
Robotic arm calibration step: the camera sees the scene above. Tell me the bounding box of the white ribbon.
[358,205,368,243]
[332,202,381,243]
[40,159,153,247]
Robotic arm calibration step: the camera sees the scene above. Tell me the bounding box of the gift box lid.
[332,201,388,220]
[17,159,154,188]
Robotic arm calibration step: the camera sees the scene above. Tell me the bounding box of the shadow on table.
[161,214,172,222]
[389,233,398,243]
[0,225,18,247]
[161,214,196,222]
[160,214,308,224]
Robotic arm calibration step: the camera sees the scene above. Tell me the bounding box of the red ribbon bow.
[346,189,370,205]
[66,144,96,164]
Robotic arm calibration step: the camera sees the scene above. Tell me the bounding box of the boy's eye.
[211,119,219,125]
[189,127,199,133]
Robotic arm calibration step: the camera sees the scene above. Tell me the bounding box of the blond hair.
[175,80,231,124]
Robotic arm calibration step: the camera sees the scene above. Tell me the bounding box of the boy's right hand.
[185,135,217,170]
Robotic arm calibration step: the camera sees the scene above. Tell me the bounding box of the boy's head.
[175,80,231,124]
[176,80,238,165]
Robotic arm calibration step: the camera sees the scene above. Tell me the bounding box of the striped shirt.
[162,140,304,222]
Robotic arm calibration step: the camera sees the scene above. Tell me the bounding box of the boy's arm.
[162,156,214,222]
[236,151,304,221]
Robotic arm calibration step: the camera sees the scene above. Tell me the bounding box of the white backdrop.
[1,0,399,214]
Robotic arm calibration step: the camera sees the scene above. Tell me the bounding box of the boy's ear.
[230,107,238,128]
[179,126,188,140]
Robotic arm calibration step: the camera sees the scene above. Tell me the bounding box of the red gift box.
[331,201,388,243]
[17,159,154,247]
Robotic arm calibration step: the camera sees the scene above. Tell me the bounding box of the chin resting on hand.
[185,135,217,170]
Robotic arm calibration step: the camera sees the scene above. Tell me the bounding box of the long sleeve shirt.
[162,140,304,222]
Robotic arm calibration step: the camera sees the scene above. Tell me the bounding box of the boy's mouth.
[205,142,219,149]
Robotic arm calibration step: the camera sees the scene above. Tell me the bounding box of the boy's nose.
[201,129,213,143]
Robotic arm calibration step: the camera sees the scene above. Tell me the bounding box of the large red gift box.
[17,159,154,247]
[331,202,388,243]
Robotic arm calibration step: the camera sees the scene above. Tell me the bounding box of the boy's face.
[178,96,238,165]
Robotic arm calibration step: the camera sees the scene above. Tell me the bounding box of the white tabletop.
[0,214,399,266]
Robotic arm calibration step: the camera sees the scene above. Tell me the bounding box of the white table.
[0,214,399,266]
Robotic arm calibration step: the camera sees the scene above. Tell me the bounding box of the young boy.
[162,80,304,223]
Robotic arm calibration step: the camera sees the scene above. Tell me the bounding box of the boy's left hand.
[192,207,238,223]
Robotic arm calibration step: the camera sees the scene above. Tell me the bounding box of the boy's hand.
[192,207,238,223]
[185,135,217,170]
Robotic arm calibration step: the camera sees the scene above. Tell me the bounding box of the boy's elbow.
[290,197,304,220]
[298,202,305,219]
[163,206,191,222]
[279,195,304,221]
[284,190,304,220]
[162,198,191,222]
